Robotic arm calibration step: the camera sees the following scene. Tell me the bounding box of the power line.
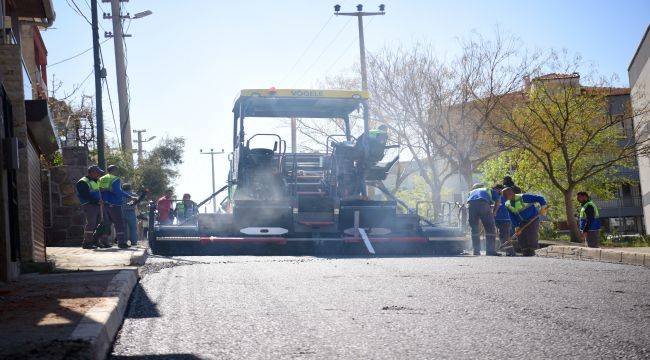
[294,17,353,86]
[82,0,108,32]
[97,40,121,147]
[49,38,110,67]
[102,78,119,145]
[280,14,334,85]
[324,17,376,75]
[66,0,92,25]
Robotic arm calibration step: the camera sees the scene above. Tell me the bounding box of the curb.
[69,269,138,360]
[536,245,650,268]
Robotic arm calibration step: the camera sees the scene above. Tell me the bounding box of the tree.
[366,45,453,218]
[479,149,623,222]
[430,31,533,189]
[48,95,97,151]
[489,56,650,241]
[133,137,186,199]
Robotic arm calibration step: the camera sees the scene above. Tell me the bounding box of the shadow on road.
[111,354,202,360]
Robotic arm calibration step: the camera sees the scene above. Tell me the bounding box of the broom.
[93,191,112,246]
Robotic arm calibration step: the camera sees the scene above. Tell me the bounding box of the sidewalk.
[0,245,147,360]
[536,245,650,268]
[47,245,147,271]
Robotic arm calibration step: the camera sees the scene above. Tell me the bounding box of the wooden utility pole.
[104,0,132,153]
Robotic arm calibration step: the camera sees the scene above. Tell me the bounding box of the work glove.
[514,227,522,237]
[539,206,549,216]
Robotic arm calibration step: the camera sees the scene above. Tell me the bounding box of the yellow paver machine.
[148,89,468,255]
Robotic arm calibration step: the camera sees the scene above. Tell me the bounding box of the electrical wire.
[98,42,121,147]
[66,0,92,25]
[324,17,377,75]
[279,14,334,85]
[102,77,120,147]
[294,17,353,86]
[81,0,108,32]
[49,39,110,67]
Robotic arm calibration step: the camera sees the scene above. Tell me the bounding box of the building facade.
[629,25,650,235]
[0,0,57,282]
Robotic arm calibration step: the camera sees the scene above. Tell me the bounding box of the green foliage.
[133,137,186,199]
[52,151,64,167]
[395,175,431,210]
[479,149,627,221]
[601,234,650,248]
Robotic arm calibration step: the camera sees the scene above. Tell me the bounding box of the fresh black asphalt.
[110,255,650,359]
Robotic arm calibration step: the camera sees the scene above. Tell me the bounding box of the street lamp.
[132,10,153,19]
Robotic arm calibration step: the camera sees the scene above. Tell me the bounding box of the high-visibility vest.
[98,174,118,191]
[176,201,196,216]
[579,200,600,219]
[77,176,100,205]
[369,129,387,138]
[505,194,532,221]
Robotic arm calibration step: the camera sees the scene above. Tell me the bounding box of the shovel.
[497,212,543,253]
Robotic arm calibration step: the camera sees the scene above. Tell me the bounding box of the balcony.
[596,196,643,218]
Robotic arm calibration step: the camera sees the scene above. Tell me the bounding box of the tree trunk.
[460,170,473,230]
[429,188,441,221]
[563,189,581,242]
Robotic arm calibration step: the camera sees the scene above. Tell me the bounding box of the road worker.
[502,187,548,256]
[157,189,174,225]
[503,176,522,194]
[175,193,198,224]
[75,165,106,249]
[99,165,138,249]
[577,191,601,248]
[466,183,501,256]
[493,184,515,256]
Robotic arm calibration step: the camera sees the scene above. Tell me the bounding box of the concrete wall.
[630,27,650,235]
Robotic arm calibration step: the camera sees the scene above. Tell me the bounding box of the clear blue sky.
[42,0,649,206]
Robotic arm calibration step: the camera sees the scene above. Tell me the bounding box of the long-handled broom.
[93,192,112,247]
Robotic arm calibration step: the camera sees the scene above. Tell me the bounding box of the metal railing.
[595,196,642,209]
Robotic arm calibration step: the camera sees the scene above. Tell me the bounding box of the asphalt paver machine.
[149,89,467,255]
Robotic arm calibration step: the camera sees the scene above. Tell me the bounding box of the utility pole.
[334,4,385,198]
[91,0,106,168]
[291,117,297,153]
[104,0,132,154]
[334,4,385,92]
[200,148,225,213]
[132,129,156,164]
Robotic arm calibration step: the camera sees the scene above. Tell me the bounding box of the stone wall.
[44,146,89,246]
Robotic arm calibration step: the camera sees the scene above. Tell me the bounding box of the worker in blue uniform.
[502,187,548,256]
[466,183,501,256]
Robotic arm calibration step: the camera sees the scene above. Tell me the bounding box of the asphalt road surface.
[110,255,650,359]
